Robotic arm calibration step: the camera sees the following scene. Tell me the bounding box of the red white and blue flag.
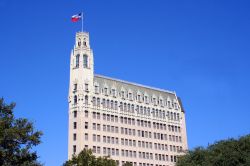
[71,13,82,22]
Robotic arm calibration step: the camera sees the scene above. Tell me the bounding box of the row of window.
[72,95,180,121]
[73,145,179,164]
[76,111,182,134]
[121,161,170,166]
[93,85,179,110]
[92,97,180,120]
[75,120,182,143]
[78,132,183,152]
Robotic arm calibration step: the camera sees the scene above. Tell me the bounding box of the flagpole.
[81,12,83,32]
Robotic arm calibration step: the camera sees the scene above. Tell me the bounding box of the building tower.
[68,31,188,166]
[68,32,94,157]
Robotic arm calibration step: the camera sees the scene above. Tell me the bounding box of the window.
[94,85,99,94]
[97,124,101,131]
[97,98,100,107]
[103,125,106,131]
[85,96,88,105]
[116,149,119,156]
[177,113,180,121]
[85,110,88,117]
[73,145,76,154]
[129,92,133,100]
[93,123,96,130]
[76,54,80,68]
[121,91,125,98]
[137,94,141,102]
[85,133,88,140]
[85,83,89,91]
[97,146,100,154]
[74,95,77,104]
[78,39,81,47]
[85,122,88,129]
[73,111,77,118]
[114,101,118,110]
[73,122,77,129]
[97,135,100,142]
[144,96,148,103]
[93,112,96,119]
[93,134,96,141]
[83,54,88,68]
[73,83,77,91]
[73,133,76,141]
[112,89,116,97]
[104,88,108,96]
[93,146,96,153]
[153,97,156,105]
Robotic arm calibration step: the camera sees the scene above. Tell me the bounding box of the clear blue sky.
[0,0,250,165]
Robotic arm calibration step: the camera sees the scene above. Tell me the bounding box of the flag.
[71,13,82,22]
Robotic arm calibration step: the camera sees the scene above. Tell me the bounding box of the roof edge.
[94,74,176,95]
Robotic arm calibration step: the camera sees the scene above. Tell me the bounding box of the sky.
[0,0,250,165]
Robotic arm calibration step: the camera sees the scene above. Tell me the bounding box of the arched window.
[74,95,77,104]
[76,54,80,68]
[83,54,88,68]
[78,38,81,47]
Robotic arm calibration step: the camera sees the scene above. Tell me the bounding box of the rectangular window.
[85,122,88,129]
[73,145,76,154]
[107,125,110,132]
[73,111,77,118]
[93,134,96,142]
[104,88,108,95]
[85,111,88,118]
[116,149,119,156]
[93,146,96,153]
[103,125,106,131]
[112,89,116,97]
[97,146,101,154]
[73,122,77,129]
[103,136,106,143]
[97,124,101,131]
[97,135,101,142]
[85,83,89,91]
[116,137,119,144]
[85,133,88,140]
[73,133,76,141]
[95,85,99,94]
[73,84,77,91]
[93,123,96,130]
[93,112,96,119]
[97,113,100,119]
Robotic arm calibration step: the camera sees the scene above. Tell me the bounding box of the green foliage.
[122,161,133,166]
[0,98,43,166]
[176,134,250,166]
[63,148,117,166]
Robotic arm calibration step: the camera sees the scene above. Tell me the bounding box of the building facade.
[68,32,188,166]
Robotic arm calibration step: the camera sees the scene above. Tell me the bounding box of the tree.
[0,98,43,166]
[63,148,117,166]
[122,161,133,166]
[176,134,250,166]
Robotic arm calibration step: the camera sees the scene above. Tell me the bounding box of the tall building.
[68,31,188,166]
